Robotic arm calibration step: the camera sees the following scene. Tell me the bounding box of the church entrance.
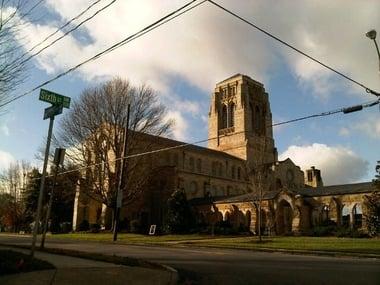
[277,200,293,235]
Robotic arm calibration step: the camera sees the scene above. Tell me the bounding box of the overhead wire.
[3,0,379,180]
[206,0,380,97]
[28,97,380,181]
[6,0,115,70]
[20,0,104,57]
[0,0,207,108]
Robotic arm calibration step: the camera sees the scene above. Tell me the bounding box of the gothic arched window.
[255,106,260,132]
[228,103,234,127]
[221,105,228,129]
[189,157,195,171]
[196,158,202,173]
[250,103,254,132]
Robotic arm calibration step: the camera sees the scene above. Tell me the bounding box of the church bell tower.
[208,74,277,167]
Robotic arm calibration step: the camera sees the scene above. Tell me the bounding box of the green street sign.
[39,89,71,108]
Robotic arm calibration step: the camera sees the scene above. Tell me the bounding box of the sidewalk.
[0,246,177,285]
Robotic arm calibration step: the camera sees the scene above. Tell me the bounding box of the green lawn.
[184,236,380,255]
[0,250,55,276]
[50,233,380,255]
[51,232,211,243]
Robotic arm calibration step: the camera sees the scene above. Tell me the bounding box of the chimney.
[305,166,323,188]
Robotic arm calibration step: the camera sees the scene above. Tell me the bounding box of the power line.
[272,99,379,127]
[20,0,45,18]
[29,97,380,181]
[21,0,104,58]
[6,0,114,70]
[0,0,206,108]
[206,0,380,97]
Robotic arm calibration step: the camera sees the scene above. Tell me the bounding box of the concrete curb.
[48,237,378,260]
[54,238,380,260]
[0,243,179,285]
[176,243,380,260]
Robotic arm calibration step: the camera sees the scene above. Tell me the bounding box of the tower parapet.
[208,74,276,167]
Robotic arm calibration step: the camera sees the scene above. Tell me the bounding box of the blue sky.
[1,0,379,185]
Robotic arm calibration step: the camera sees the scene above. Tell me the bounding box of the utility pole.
[113,104,130,242]
[40,148,65,249]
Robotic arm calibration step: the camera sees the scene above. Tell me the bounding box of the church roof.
[190,182,376,206]
[135,131,245,162]
[292,182,375,197]
[189,190,280,205]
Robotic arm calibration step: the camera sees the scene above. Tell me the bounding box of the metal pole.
[40,164,59,249]
[113,104,130,241]
[31,116,54,257]
[373,39,380,72]
[258,174,262,242]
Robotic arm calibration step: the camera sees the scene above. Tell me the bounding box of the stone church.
[72,74,375,234]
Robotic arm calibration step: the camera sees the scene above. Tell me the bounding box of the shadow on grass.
[0,250,55,276]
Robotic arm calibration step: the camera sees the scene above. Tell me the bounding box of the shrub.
[130,219,140,233]
[164,190,196,234]
[336,227,370,238]
[89,223,101,233]
[119,218,129,232]
[77,220,89,231]
[60,222,72,233]
[311,225,336,237]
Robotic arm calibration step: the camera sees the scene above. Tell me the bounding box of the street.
[0,234,379,284]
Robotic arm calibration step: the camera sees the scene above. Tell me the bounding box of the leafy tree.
[363,161,380,236]
[47,165,79,233]
[374,160,380,190]
[23,168,43,230]
[0,193,15,231]
[363,192,380,237]
[57,78,172,229]
[165,190,195,234]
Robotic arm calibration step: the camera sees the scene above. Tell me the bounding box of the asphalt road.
[1,234,379,285]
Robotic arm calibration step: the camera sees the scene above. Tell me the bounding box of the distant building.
[72,74,375,234]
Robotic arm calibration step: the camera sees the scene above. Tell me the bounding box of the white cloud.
[14,0,377,101]
[339,114,380,139]
[339,127,350,137]
[0,123,9,136]
[279,143,369,185]
[351,116,380,139]
[165,110,188,141]
[0,150,15,172]
[15,1,278,94]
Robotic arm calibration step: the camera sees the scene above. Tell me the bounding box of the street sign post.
[31,89,70,258]
[43,105,63,120]
[39,89,71,108]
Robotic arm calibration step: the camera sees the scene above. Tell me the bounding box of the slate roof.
[189,190,280,205]
[292,182,375,197]
[134,131,245,162]
[189,182,376,206]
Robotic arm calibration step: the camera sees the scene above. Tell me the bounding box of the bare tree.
[57,78,172,227]
[0,160,31,231]
[0,0,42,110]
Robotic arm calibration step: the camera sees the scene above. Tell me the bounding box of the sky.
[0,0,379,186]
